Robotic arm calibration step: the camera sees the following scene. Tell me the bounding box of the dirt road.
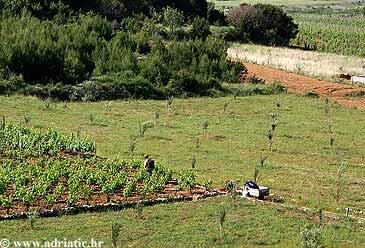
[228,49,365,108]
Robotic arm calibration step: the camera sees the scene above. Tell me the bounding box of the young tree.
[163,6,184,39]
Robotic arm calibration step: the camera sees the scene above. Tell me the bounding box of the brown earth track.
[231,54,365,108]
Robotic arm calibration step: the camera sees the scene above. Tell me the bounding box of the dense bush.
[0,0,209,20]
[0,4,249,101]
[190,17,211,40]
[228,4,298,46]
[207,2,226,25]
[0,13,112,84]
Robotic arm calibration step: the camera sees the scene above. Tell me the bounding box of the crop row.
[0,156,174,213]
[291,14,365,57]
[0,123,198,214]
[0,121,95,157]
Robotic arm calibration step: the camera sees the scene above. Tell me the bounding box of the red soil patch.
[245,63,365,109]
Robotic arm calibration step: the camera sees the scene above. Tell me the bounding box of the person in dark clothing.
[144,154,155,176]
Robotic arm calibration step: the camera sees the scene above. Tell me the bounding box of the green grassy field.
[0,94,365,246]
[1,197,364,247]
[210,0,365,9]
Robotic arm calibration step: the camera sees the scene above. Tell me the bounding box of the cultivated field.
[210,0,365,9]
[0,94,364,246]
[292,13,365,57]
[229,44,365,82]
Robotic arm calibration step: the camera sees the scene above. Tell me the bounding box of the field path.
[228,48,365,108]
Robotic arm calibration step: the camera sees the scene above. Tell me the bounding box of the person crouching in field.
[144,154,155,176]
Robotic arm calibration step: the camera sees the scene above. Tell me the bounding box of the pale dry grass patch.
[228,44,365,82]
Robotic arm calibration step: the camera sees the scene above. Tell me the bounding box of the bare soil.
[245,63,365,108]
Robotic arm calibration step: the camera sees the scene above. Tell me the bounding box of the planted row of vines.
[0,122,196,216]
[291,13,365,57]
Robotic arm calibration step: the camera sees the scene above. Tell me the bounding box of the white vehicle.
[241,181,269,200]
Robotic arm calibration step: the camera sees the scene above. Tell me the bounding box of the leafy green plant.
[202,179,212,191]
[123,179,137,198]
[177,170,197,192]
[301,225,324,248]
[163,7,184,39]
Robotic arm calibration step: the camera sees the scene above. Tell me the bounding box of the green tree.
[163,6,184,39]
[228,3,298,46]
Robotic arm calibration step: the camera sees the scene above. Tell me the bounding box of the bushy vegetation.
[0,0,209,20]
[228,3,298,46]
[0,8,245,101]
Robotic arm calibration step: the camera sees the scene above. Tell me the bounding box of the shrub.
[163,6,184,39]
[0,13,112,84]
[228,4,298,46]
[231,82,287,97]
[190,17,211,40]
[207,2,226,25]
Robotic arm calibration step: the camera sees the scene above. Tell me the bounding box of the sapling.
[167,96,174,113]
[140,121,154,138]
[328,123,335,147]
[24,115,31,125]
[0,116,6,130]
[267,129,274,152]
[154,111,160,126]
[134,202,144,219]
[28,211,39,230]
[111,222,121,248]
[195,137,201,153]
[260,154,269,168]
[223,102,229,113]
[89,114,95,125]
[202,120,209,137]
[191,155,196,169]
[324,98,335,148]
[336,161,347,204]
[318,208,323,225]
[129,136,137,156]
[218,206,227,238]
[253,166,260,182]
[77,127,82,138]
[45,100,51,110]
[271,112,277,131]
[105,101,112,113]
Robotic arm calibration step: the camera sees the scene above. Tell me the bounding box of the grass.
[0,94,365,246]
[0,197,363,247]
[229,43,365,82]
